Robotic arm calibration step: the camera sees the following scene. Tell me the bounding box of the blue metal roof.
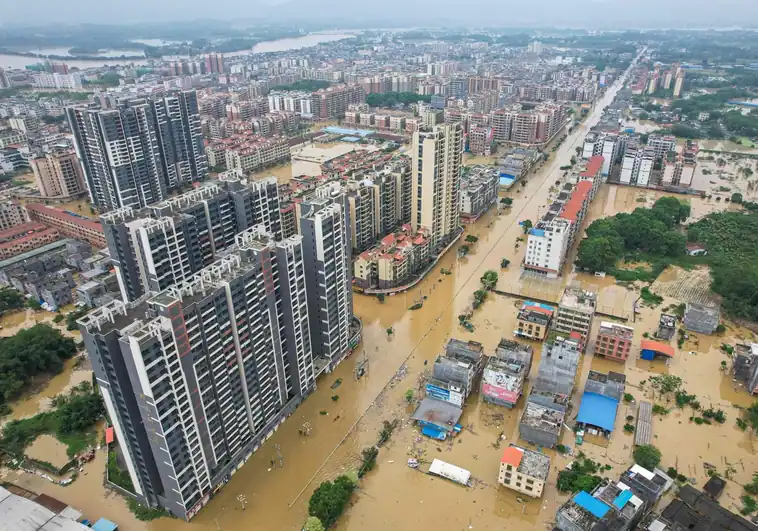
[529,228,545,237]
[574,491,611,519]
[576,392,619,432]
[613,489,634,509]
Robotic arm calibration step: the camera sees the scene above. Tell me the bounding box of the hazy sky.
[2,0,757,28]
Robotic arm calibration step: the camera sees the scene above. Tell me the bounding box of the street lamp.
[237,494,248,511]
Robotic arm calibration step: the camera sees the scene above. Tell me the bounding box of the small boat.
[407,458,419,469]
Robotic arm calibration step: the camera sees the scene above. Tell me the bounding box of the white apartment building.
[412,123,463,249]
[523,218,571,278]
[32,72,83,90]
[620,146,655,187]
[582,133,619,177]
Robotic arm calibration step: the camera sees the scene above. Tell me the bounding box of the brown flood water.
[5,77,756,530]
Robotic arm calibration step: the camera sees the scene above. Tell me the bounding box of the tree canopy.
[633,444,662,471]
[0,324,77,406]
[688,211,758,320]
[0,287,25,316]
[308,474,357,528]
[576,197,690,273]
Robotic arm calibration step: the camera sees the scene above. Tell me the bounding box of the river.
[5,49,756,530]
[0,33,357,71]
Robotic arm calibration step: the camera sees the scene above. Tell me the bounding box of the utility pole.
[236,494,247,511]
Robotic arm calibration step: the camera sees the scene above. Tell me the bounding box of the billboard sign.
[425,383,463,407]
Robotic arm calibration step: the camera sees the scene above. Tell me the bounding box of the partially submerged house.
[732,343,758,396]
[640,340,675,362]
[575,371,625,441]
[518,389,569,448]
[480,339,533,408]
[657,314,677,341]
[683,303,720,335]
[556,464,672,531]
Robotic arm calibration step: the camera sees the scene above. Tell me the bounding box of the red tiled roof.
[25,203,104,234]
[560,180,592,223]
[524,304,554,316]
[501,446,524,467]
[640,340,675,357]
[581,155,604,177]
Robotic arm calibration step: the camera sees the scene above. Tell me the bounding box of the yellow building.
[515,302,553,340]
[498,445,550,498]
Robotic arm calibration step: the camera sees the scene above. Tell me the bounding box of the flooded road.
[6,57,755,530]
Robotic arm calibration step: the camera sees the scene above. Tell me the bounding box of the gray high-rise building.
[300,196,353,372]
[67,90,207,212]
[101,177,281,302]
[79,226,314,521]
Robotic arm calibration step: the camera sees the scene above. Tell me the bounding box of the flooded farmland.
[3,75,756,531]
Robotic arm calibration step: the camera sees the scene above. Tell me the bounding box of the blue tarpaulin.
[92,519,119,531]
[576,392,619,432]
[574,491,611,519]
[613,489,634,509]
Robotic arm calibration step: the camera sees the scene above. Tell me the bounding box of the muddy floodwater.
[4,75,756,531]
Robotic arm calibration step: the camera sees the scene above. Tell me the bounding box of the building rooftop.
[598,321,634,340]
[559,287,597,313]
[581,155,604,177]
[411,397,463,432]
[502,444,551,481]
[520,398,566,434]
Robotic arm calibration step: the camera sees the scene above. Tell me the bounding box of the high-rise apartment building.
[310,84,366,120]
[205,53,225,74]
[619,145,655,187]
[30,149,87,198]
[673,71,685,98]
[78,226,314,521]
[299,197,353,371]
[0,68,9,89]
[412,123,463,249]
[101,178,281,302]
[68,90,207,211]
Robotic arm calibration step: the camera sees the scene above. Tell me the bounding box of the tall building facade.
[101,178,281,302]
[79,226,314,521]
[67,90,207,211]
[30,149,87,198]
[411,123,463,249]
[300,197,353,371]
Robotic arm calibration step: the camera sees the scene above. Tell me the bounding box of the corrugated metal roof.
[635,401,653,445]
[576,392,619,431]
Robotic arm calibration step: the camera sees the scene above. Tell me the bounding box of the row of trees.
[0,324,78,410]
[366,92,432,107]
[0,286,25,316]
[576,197,691,273]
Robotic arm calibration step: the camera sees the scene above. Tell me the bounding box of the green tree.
[501,258,511,268]
[480,270,498,290]
[576,237,618,272]
[0,287,25,315]
[303,516,326,531]
[521,219,533,234]
[27,298,42,311]
[633,445,662,470]
[308,476,356,528]
[56,392,104,435]
[500,197,513,207]
[465,234,479,244]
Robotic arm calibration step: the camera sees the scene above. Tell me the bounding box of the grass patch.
[127,498,170,521]
[107,448,135,492]
[640,287,664,306]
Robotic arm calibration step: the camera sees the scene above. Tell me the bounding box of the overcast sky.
[2,0,757,28]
